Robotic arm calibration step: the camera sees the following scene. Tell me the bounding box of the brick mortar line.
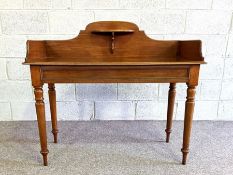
[0,9,227,11]
[2,5,230,10]
[74,83,77,101]
[47,11,51,33]
[9,102,13,120]
[22,0,25,9]
[93,9,96,21]
[134,101,137,120]
[217,50,227,119]
[70,0,73,10]
[184,10,188,33]
[92,101,95,120]
[0,80,31,82]
[4,59,10,80]
[0,12,2,35]
[116,83,119,100]
[210,0,214,9]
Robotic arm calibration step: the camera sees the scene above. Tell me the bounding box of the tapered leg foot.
[181,84,196,165]
[41,150,49,166]
[48,83,58,143]
[165,83,176,143]
[52,129,58,143]
[165,129,171,143]
[181,148,188,165]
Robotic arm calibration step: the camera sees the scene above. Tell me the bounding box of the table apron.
[40,65,191,83]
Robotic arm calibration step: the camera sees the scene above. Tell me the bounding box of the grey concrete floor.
[0,121,232,175]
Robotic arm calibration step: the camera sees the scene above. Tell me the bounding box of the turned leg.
[34,86,49,166]
[165,83,176,143]
[181,84,196,165]
[48,83,58,143]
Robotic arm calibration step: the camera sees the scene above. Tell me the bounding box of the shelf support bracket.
[111,32,115,54]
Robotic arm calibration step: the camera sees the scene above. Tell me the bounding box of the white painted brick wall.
[11,102,37,120]
[57,101,94,120]
[166,0,212,9]
[212,0,233,10]
[118,84,158,100]
[1,11,49,34]
[119,0,165,9]
[226,35,233,57]
[0,0,23,9]
[136,100,168,120]
[94,10,139,24]
[140,10,186,34]
[223,59,233,79]
[218,101,233,120]
[0,81,33,102]
[0,36,26,57]
[0,0,232,121]
[199,56,224,80]
[76,84,117,100]
[95,101,135,120]
[176,100,219,120]
[56,84,76,101]
[199,80,222,100]
[73,0,119,9]
[6,58,30,80]
[0,102,11,120]
[186,11,231,34]
[220,80,233,100]
[24,0,52,9]
[49,11,94,34]
[52,0,71,9]
[0,59,7,80]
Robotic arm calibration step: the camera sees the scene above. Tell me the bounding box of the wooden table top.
[23,57,206,66]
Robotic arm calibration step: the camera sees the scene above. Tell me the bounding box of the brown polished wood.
[165,83,176,143]
[23,21,205,166]
[30,66,49,166]
[34,86,48,166]
[181,84,196,165]
[48,83,58,143]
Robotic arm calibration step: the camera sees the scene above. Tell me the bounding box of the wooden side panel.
[26,41,47,63]
[178,40,203,61]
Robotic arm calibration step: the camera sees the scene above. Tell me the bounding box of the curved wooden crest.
[24,21,204,65]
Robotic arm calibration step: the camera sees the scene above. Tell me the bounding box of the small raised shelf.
[91,29,135,33]
[91,29,134,53]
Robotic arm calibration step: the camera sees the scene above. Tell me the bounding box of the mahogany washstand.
[23,21,206,166]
